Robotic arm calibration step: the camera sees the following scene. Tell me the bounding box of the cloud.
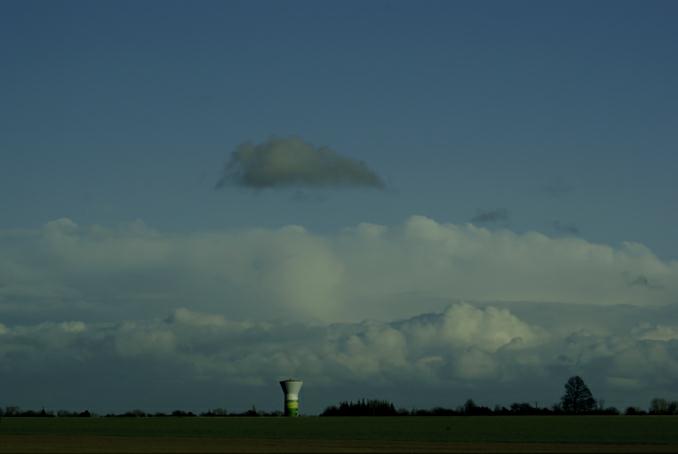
[471,208,510,225]
[2,217,678,411]
[541,179,574,198]
[3,304,678,412]
[630,275,651,287]
[1,216,677,327]
[4,305,536,393]
[215,137,384,189]
[552,220,580,236]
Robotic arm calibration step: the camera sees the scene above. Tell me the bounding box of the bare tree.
[560,376,596,414]
[650,397,678,415]
[650,398,670,415]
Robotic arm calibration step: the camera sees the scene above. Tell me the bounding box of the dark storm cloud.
[215,137,384,189]
[471,208,510,225]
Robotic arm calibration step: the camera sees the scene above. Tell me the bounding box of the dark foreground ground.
[1,416,678,453]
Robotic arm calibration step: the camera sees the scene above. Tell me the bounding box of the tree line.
[321,377,678,416]
[321,397,678,417]
[2,376,677,417]
[0,406,282,418]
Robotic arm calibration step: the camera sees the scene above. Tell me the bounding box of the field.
[2,416,678,453]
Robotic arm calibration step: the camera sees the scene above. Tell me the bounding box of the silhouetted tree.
[243,405,259,416]
[650,398,669,415]
[321,399,399,416]
[461,399,492,415]
[649,398,678,415]
[463,399,477,414]
[120,409,146,417]
[560,376,596,414]
[201,408,228,416]
[624,406,647,415]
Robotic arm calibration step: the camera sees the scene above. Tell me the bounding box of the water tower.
[279,379,303,416]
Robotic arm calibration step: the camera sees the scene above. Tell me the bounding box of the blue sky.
[2,0,677,255]
[1,1,678,413]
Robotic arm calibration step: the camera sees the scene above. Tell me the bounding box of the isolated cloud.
[216,137,384,189]
[471,208,510,225]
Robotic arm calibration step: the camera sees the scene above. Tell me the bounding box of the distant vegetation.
[319,398,621,417]
[321,399,403,416]
[1,376,677,418]
[318,376,655,417]
[0,406,281,418]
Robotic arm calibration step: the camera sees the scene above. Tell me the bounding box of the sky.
[0,0,677,414]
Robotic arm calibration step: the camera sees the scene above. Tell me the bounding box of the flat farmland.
[1,416,678,453]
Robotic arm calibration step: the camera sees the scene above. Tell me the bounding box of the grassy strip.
[0,435,678,454]
[1,416,678,444]
[2,436,678,454]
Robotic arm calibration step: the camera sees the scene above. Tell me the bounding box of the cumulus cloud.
[2,217,678,411]
[2,305,539,393]
[3,304,678,412]
[215,137,384,189]
[470,208,510,225]
[1,216,677,326]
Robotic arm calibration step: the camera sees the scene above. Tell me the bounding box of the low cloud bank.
[2,216,676,326]
[2,304,678,411]
[1,217,677,411]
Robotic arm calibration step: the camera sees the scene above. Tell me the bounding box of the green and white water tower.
[279,379,303,416]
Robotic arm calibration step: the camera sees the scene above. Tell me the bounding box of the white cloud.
[1,304,678,411]
[0,305,548,386]
[397,303,544,353]
[1,216,678,411]
[2,216,676,326]
[637,325,678,341]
